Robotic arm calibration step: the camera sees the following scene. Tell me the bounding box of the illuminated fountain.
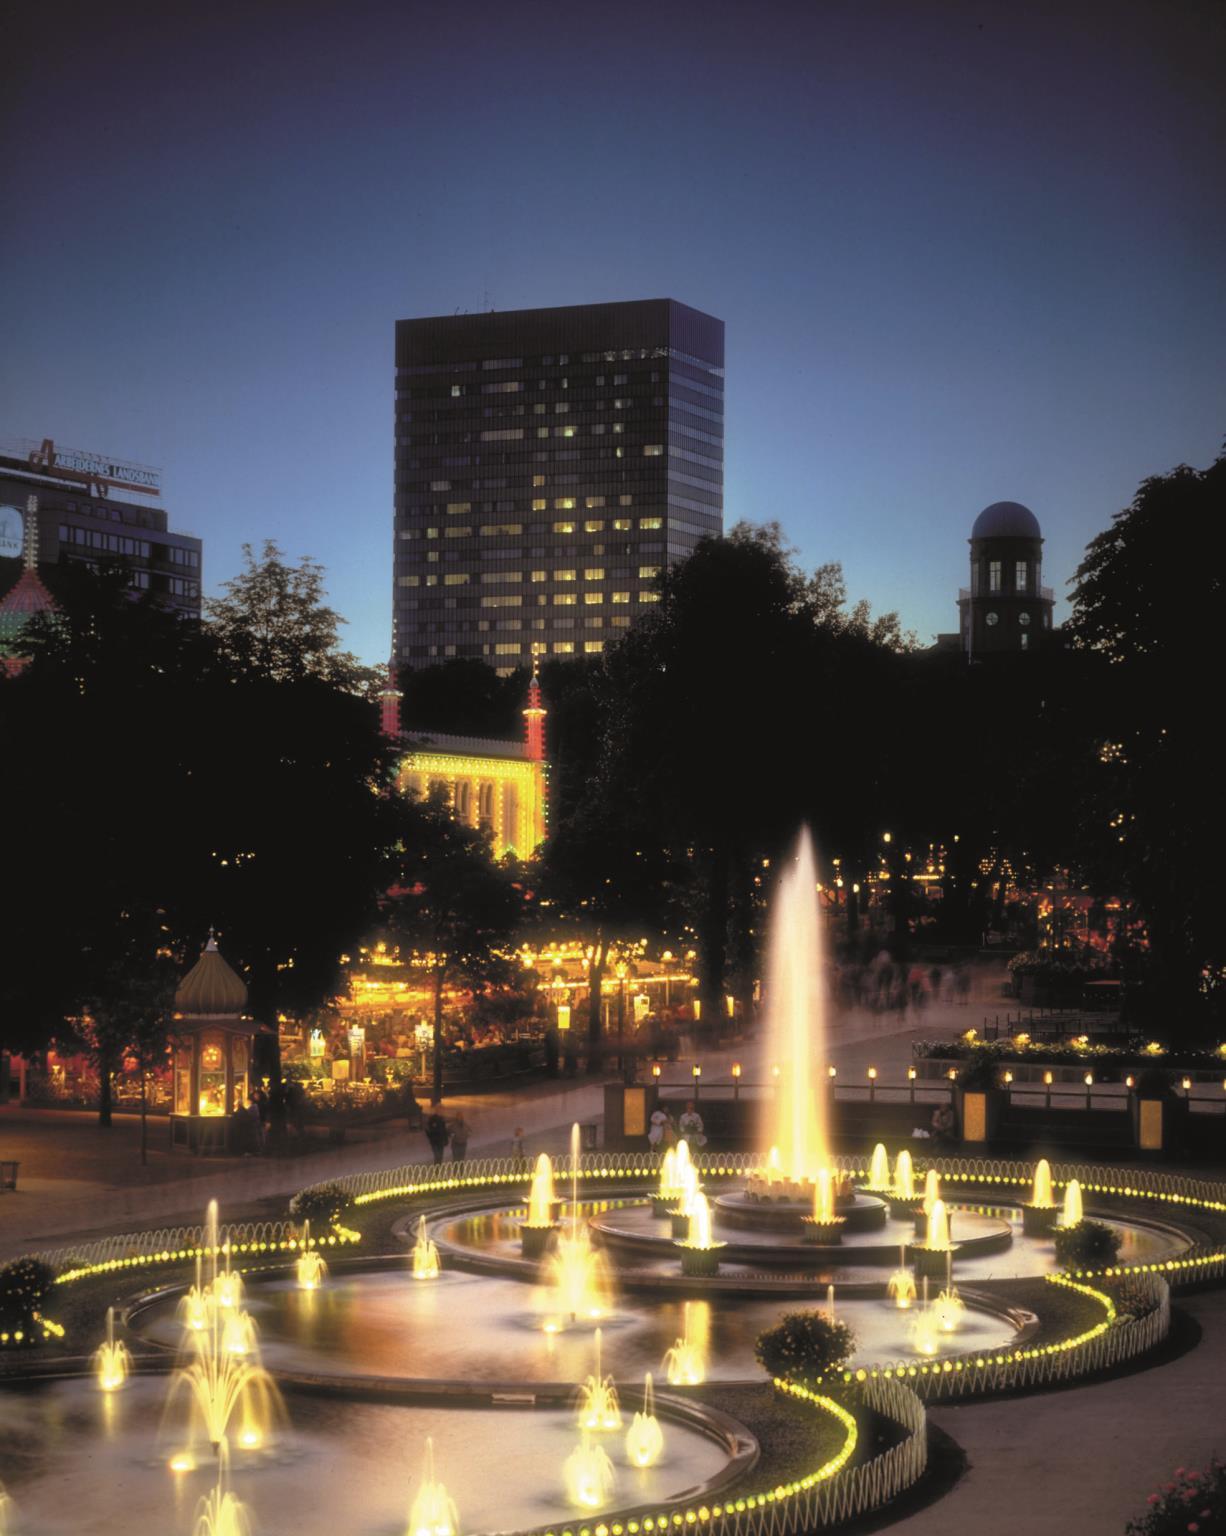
[912,1196,958,1279]
[887,1246,917,1309]
[0,1480,12,1536]
[675,1192,725,1276]
[668,1152,701,1239]
[412,1216,441,1280]
[180,1255,215,1334]
[406,1437,460,1536]
[575,1328,621,1431]
[92,1306,132,1392]
[1022,1157,1059,1235]
[933,1252,964,1332]
[625,1373,665,1468]
[164,1204,282,1461]
[191,1439,251,1536]
[296,1221,328,1290]
[542,1127,611,1332]
[908,1280,941,1357]
[888,1149,918,1218]
[866,1143,892,1192]
[801,1167,845,1245]
[652,1147,681,1217]
[915,1168,942,1239]
[1059,1178,1084,1230]
[563,1431,616,1510]
[663,1301,708,1386]
[521,1153,560,1258]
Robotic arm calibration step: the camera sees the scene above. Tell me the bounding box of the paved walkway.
[894,1287,1226,1535]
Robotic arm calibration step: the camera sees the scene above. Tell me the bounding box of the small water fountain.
[0,1479,12,1536]
[164,1202,282,1462]
[801,1167,846,1244]
[887,1246,917,1309]
[625,1373,665,1468]
[866,1143,892,1192]
[575,1328,621,1430]
[662,1301,707,1386]
[933,1253,964,1332]
[92,1306,132,1392]
[888,1149,918,1218]
[675,1192,725,1276]
[563,1431,616,1509]
[652,1147,680,1217]
[1059,1178,1084,1230]
[912,1196,958,1279]
[192,1439,252,1536]
[213,1245,244,1313]
[296,1221,328,1290]
[668,1156,701,1240]
[914,1168,942,1240]
[405,1437,460,1536]
[520,1153,560,1258]
[411,1216,441,1280]
[1022,1157,1060,1235]
[180,1255,215,1334]
[908,1280,941,1357]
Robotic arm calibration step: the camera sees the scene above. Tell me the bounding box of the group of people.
[831,953,974,1015]
[233,1078,308,1154]
[422,1101,472,1163]
[647,1100,707,1150]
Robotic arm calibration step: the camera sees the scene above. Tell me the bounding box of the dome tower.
[958,502,1053,657]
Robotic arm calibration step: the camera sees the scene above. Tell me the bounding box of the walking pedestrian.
[450,1111,470,1162]
[424,1101,450,1163]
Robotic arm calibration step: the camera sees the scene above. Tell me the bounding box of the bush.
[1053,1218,1122,1269]
[0,1257,56,1335]
[957,1053,1004,1090]
[1127,1458,1226,1536]
[754,1310,856,1389]
[1111,1278,1159,1321]
[288,1182,355,1231]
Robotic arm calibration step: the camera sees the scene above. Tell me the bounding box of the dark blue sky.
[3,0,1223,660]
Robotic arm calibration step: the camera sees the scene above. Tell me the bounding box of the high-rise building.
[393,299,724,671]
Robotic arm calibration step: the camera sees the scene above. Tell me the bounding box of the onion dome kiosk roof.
[170,935,255,1155]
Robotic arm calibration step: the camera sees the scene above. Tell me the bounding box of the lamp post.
[907,1064,917,1103]
[731,1061,742,1101]
[616,960,629,1069]
[692,1062,701,1102]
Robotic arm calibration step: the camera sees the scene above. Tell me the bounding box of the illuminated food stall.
[169,934,253,1153]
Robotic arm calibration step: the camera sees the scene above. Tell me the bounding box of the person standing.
[450,1111,470,1162]
[678,1100,707,1148]
[512,1126,527,1171]
[424,1101,450,1163]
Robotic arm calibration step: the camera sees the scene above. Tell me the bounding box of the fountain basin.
[714,1189,889,1235]
[801,1218,846,1245]
[520,1221,559,1260]
[910,1243,962,1280]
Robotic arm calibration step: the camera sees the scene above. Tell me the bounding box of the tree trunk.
[698,844,731,1027]
[139,1061,148,1166]
[98,1043,114,1128]
[586,932,607,1075]
[432,961,447,1103]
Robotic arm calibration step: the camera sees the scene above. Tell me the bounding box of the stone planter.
[910,1242,961,1280]
[519,1222,558,1260]
[678,1245,724,1278]
[800,1217,845,1245]
[670,1211,691,1240]
[1021,1204,1059,1237]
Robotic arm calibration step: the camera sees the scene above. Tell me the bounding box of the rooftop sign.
[27,438,160,496]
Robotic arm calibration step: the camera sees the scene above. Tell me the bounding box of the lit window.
[450,386,462,397]
[537,427,549,438]
[639,517,663,530]
[555,402,569,413]
[584,519,604,533]
[643,444,664,456]
[619,495,633,505]
[430,480,451,491]
[610,615,630,628]
[480,428,524,441]
[426,528,439,539]
[554,641,575,654]
[554,593,577,605]
[639,565,661,579]
[556,569,576,581]
[989,560,1001,592]
[556,426,576,438]
[530,570,548,581]
[1019,632,1029,650]
[612,518,631,531]
[553,521,575,533]
[639,590,660,603]
[446,503,471,515]
[555,497,576,510]
[584,640,604,653]
[1015,561,1028,591]
[532,499,547,510]
[585,496,606,509]
[612,591,630,604]
[425,575,438,586]
[444,527,472,538]
[480,595,522,608]
[495,643,521,655]
[584,592,603,605]
[533,474,546,486]
[584,567,604,580]
[443,573,470,586]
[397,575,420,587]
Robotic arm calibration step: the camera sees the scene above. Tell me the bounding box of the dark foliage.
[1053,1218,1122,1269]
[288,1182,356,1231]
[0,1257,56,1333]
[754,1309,856,1388]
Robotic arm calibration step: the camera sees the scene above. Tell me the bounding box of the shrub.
[0,1257,56,1335]
[1111,1278,1159,1321]
[288,1182,355,1230]
[754,1310,856,1389]
[1053,1218,1122,1269]
[1127,1458,1226,1536]
[957,1053,1005,1090]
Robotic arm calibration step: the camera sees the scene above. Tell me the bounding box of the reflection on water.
[0,1377,729,1535]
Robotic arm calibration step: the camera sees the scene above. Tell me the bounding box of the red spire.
[523,657,546,762]
[379,660,402,739]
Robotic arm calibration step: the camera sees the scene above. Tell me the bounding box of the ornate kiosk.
[169,935,253,1153]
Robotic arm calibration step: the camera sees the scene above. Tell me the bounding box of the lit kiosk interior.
[170,935,253,1153]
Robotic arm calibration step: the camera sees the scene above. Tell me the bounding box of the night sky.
[2,0,1223,661]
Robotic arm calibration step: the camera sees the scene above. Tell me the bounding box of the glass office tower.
[393,298,724,671]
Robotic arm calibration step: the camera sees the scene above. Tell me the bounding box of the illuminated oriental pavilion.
[384,666,548,859]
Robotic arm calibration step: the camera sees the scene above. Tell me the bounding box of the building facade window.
[989,560,1001,592]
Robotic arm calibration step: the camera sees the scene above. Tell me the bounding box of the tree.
[399,658,529,737]
[1065,449,1226,1036]
[206,541,380,694]
[382,791,524,1101]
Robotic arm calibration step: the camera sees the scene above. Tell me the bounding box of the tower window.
[1015,560,1028,592]
[988,560,1001,592]
[985,611,999,627]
